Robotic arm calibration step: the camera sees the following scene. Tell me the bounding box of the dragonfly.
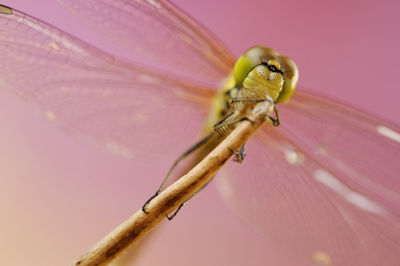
[0,1,399,266]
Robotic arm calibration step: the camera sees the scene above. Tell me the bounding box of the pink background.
[0,0,399,265]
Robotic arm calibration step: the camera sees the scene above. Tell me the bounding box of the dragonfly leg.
[142,132,214,214]
[231,97,269,103]
[212,111,235,130]
[230,96,279,126]
[268,105,280,127]
[166,178,212,220]
[142,191,160,214]
[213,112,255,136]
[232,144,246,163]
[166,202,184,220]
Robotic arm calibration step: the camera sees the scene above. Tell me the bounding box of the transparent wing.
[0,7,218,158]
[217,91,400,266]
[57,0,235,86]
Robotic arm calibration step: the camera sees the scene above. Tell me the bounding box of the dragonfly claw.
[231,145,246,163]
[142,191,160,214]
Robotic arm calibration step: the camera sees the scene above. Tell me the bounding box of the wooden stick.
[73,101,273,266]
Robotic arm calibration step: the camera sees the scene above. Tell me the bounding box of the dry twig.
[73,101,273,266]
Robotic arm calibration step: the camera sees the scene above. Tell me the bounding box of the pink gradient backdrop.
[0,0,399,265]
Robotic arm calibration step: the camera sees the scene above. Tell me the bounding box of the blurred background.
[0,0,399,265]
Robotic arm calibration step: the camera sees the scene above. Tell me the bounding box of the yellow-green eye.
[233,55,255,85]
[275,55,299,103]
[233,46,299,103]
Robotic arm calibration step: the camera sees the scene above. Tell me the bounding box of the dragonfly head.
[233,46,299,103]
